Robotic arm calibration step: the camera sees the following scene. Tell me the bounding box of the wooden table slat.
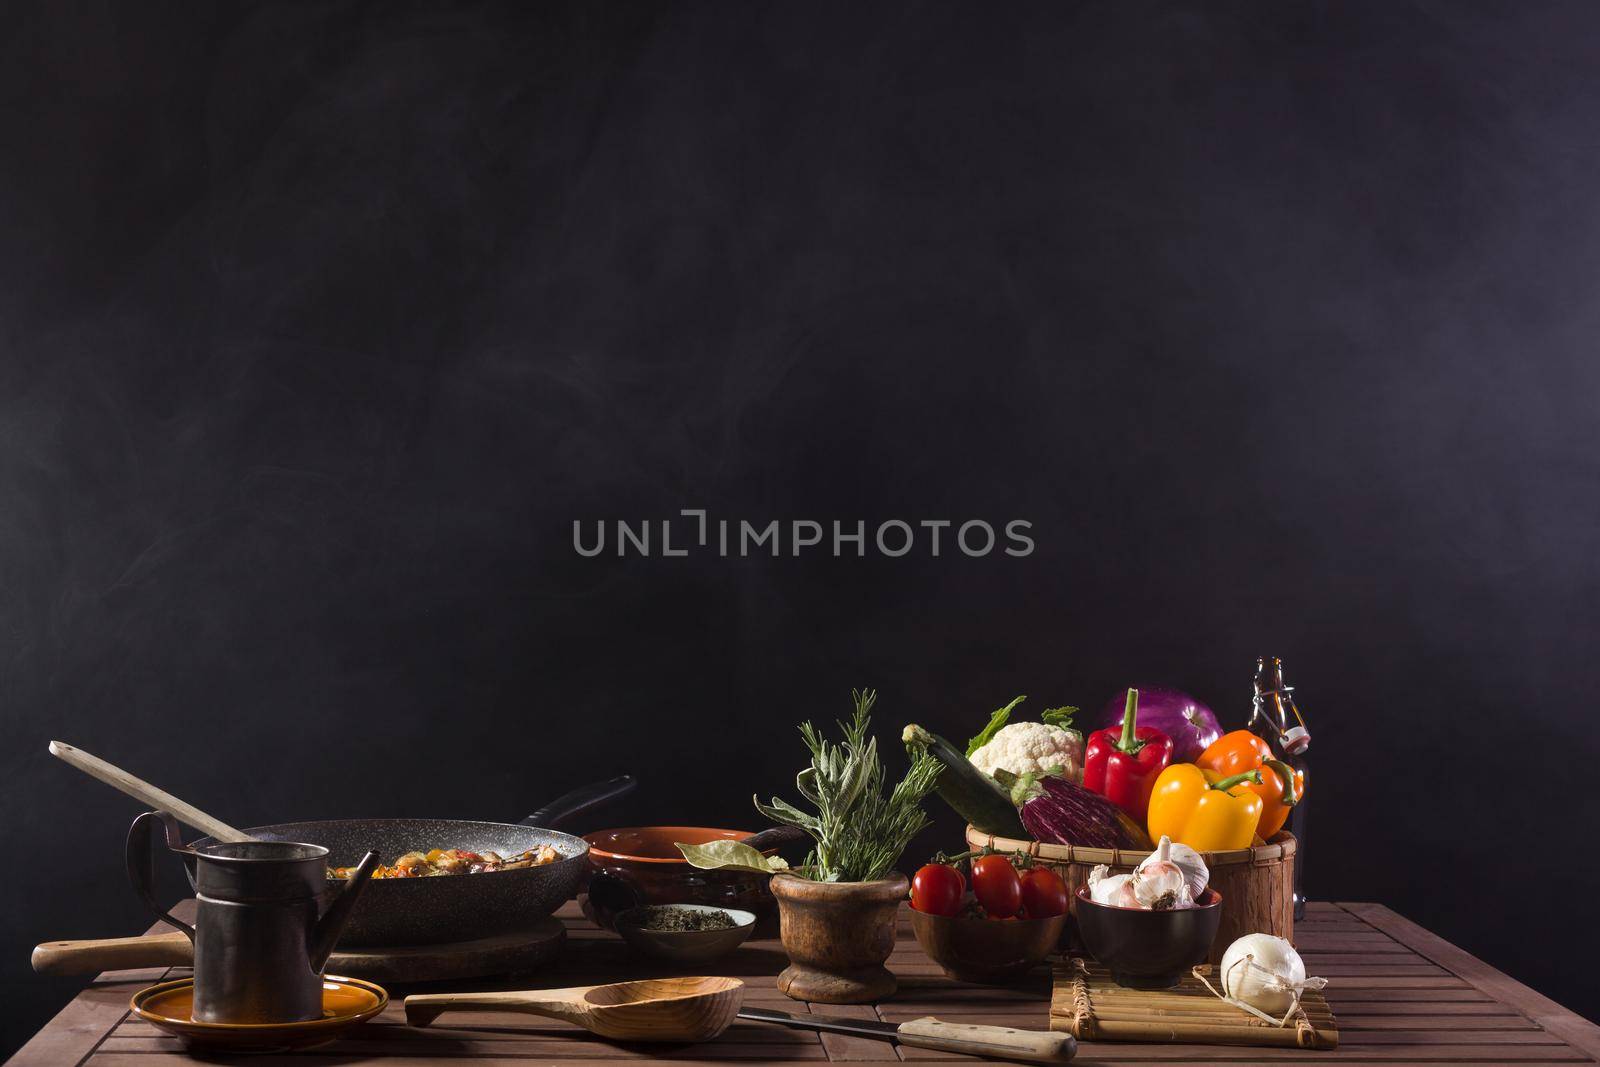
[1339,901,1600,1063]
[8,979,145,1067]
[12,900,1597,1066]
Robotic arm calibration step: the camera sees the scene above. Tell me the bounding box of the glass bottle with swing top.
[1248,656,1310,920]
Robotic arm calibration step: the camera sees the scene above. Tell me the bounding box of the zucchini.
[902,724,1027,837]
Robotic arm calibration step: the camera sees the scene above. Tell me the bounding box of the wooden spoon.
[48,741,251,843]
[405,977,744,1042]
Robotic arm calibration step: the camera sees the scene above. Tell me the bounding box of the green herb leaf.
[675,840,790,874]
[965,695,1027,756]
[1041,706,1079,729]
[754,795,822,835]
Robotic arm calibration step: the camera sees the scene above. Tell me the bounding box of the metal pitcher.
[127,810,379,1024]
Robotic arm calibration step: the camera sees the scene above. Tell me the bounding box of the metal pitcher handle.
[125,811,196,941]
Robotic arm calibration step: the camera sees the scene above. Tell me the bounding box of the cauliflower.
[969,721,1083,782]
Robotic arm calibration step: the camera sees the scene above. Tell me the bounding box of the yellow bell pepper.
[1146,763,1264,851]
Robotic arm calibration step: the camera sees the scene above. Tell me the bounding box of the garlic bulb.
[1219,934,1326,1018]
[1087,863,1138,908]
[1090,839,1207,911]
[1135,835,1208,902]
[1132,836,1195,910]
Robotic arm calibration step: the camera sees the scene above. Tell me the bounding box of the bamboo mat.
[1052,957,1339,1050]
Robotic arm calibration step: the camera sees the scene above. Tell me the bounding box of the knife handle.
[897,1017,1076,1063]
[32,933,194,976]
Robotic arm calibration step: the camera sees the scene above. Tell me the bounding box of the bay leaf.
[674,839,790,874]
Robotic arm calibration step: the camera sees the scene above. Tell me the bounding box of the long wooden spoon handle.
[48,741,252,843]
[405,989,587,1028]
[897,1018,1076,1063]
[32,933,194,976]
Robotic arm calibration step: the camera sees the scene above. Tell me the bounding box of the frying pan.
[183,775,635,947]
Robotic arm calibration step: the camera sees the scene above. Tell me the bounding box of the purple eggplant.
[1017,774,1152,851]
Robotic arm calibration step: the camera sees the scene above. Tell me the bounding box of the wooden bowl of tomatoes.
[906,855,1069,984]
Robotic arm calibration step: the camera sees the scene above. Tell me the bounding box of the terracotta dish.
[130,975,387,1053]
[582,826,781,933]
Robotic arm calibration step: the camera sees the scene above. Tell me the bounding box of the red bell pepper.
[1082,688,1174,822]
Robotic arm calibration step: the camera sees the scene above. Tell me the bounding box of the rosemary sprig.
[754,688,941,883]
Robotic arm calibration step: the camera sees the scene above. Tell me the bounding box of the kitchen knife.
[738,1007,1075,1063]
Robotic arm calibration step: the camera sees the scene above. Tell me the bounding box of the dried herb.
[754,688,941,883]
[632,906,738,932]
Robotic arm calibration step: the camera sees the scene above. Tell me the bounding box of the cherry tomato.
[910,863,964,917]
[970,855,1022,918]
[1019,866,1069,918]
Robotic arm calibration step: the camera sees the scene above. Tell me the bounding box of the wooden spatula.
[48,740,251,843]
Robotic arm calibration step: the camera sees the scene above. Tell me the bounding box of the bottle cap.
[1282,726,1310,754]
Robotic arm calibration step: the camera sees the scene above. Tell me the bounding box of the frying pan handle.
[521,774,636,829]
[125,811,196,942]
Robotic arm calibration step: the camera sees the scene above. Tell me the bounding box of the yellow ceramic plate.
[130,975,388,1052]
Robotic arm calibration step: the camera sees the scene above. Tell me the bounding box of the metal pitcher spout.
[309,851,379,970]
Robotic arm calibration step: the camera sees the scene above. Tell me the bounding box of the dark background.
[4,0,1599,1056]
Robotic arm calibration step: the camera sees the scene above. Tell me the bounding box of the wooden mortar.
[769,872,908,1004]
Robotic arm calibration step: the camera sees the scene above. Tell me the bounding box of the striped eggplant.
[1012,772,1152,851]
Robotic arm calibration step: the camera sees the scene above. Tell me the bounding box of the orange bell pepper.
[1196,730,1303,839]
[1146,763,1265,851]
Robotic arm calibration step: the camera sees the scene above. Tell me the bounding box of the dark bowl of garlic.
[1075,885,1222,989]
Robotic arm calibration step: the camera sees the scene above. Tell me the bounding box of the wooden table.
[14,901,1600,1065]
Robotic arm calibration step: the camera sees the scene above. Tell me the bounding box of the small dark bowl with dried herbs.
[613,904,757,963]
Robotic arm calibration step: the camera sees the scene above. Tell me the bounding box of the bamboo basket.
[965,826,1295,962]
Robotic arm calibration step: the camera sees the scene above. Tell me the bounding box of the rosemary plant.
[755,689,941,883]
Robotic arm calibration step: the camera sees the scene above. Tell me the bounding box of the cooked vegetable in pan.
[330,845,560,879]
